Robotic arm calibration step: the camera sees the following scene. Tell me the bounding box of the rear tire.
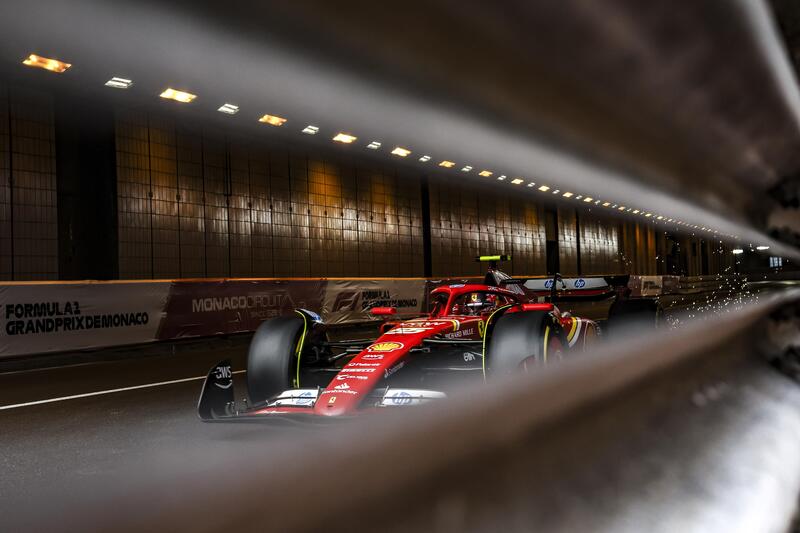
[606,298,661,338]
[247,316,305,404]
[487,311,567,376]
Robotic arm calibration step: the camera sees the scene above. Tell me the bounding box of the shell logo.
[368,341,404,352]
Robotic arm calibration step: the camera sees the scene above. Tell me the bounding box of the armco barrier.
[0,274,762,359]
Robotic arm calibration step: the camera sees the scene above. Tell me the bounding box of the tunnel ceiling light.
[333,132,357,144]
[367,141,382,149]
[732,248,744,255]
[527,182,536,187]
[602,202,610,207]
[259,114,287,126]
[439,160,455,168]
[576,195,584,200]
[391,146,411,157]
[160,88,197,103]
[217,103,239,115]
[562,192,574,198]
[461,165,473,172]
[478,170,493,177]
[22,54,71,73]
[594,200,601,205]
[645,213,652,217]
[657,215,664,220]
[756,245,770,251]
[632,209,640,214]
[538,185,550,192]
[302,125,319,134]
[105,77,133,89]
[582,197,592,202]
[552,189,561,194]
[618,206,626,210]
[511,178,524,185]
[667,218,673,222]
[497,175,507,181]
[419,155,431,162]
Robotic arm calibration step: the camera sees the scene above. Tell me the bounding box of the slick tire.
[487,311,566,376]
[247,316,305,404]
[606,298,662,338]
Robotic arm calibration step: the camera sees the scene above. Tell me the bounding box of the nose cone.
[314,393,356,416]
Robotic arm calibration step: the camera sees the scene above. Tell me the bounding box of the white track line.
[0,370,246,411]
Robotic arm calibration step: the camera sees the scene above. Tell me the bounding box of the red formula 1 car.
[198,258,601,421]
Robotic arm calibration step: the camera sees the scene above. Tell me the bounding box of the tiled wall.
[429,177,547,277]
[114,109,425,279]
[579,211,623,274]
[0,84,58,280]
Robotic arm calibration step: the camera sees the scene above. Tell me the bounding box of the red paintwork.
[250,282,596,418]
[370,307,397,316]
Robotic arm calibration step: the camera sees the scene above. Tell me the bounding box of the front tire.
[247,316,305,404]
[486,311,567,376]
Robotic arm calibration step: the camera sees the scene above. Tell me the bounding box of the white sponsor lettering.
[341,367,375,373]
[336,374,369,381]
[362,354,384,360]
[386,327,430,334]
[384,361,405,379]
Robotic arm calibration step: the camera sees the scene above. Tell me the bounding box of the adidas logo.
[334,383,350,390]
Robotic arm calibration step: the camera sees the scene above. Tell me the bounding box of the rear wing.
[501,275,680,301]
[501,277,617,301]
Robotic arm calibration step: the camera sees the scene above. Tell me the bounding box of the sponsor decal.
[347,362,381,367]
[384,361,405,379]
[544,279,554,289]
[320,389,358,396]
[445,327,474,339]
[331,289,418,313]
[574,278,586,288]
[340,367,375,373]
[335,383,350,390]
[362,354,384,360]
[4,300,150,336]
[463,352,476,362]
[386,327,430,335]
[336,374,369,381]
[296,391,315,406]
[390,391,413,406]
[449,284,465,288]
[328,396,337,404]
[477,319,486,337]
[367,341,404,352]
[213,364,233,389]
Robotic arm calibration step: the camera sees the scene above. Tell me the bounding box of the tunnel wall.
[0,81,738,281]
[114,110,425,279]
[0,84,59,280]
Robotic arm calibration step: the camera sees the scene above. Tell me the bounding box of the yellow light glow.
[511,178,524,185]
[391,147,411,157]
[657,215,664,220]
[583,197,593,202]
[478,170,493,177]
[333,133,357,144]
[259,114,287,126]
[562,192,574,198]
[22,54,71,73]
[645,213,652,217]
[632,209,640,214]
[160,88,197,103]
[602,202,610,207]
[618,206,626,210]
[538,185,550,192]
[439,160,455,168]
